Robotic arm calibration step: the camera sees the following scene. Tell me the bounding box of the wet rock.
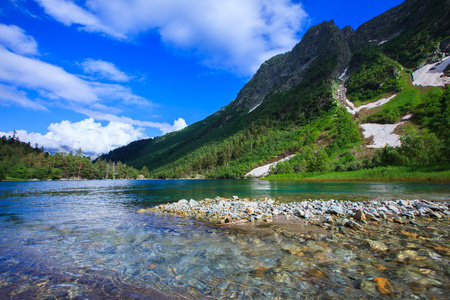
[393,216,406,224]
[353,209,366,222]
[366,239,388,251]
[137,208,146,213]
[429,212,442,219]
[373,278,394,295]
[324,216,334,224]
[360,280,377,293]
[396,250,419,262]
[345,220,361,229]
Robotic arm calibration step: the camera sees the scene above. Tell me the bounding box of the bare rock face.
[233,21,353,112]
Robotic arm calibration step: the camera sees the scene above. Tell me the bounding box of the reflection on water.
[0,180,449,298]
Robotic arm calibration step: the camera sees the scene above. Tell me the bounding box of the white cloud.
[0,83,48,110]
[0,37,152,109]
[0,46,98,103]
[170,117,187,132]
[0,118,147,156]
[0,24,39,55]
[0,117,187,156]
[81,59,131,82]
[78,108,188,134]
[35,0,125,39]
[35,0,308,76]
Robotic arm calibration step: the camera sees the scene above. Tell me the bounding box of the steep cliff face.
[234,21,353,111]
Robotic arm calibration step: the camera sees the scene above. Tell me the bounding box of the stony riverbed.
[141,196,450,299]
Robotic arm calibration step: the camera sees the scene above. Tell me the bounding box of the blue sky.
[0,0,403,157]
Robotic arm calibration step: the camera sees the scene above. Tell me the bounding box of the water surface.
[0,180,449,298]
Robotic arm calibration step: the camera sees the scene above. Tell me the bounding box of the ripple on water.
[0,180,449,299]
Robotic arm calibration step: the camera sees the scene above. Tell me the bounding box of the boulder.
[353,210,366,222]
[189,199,200,207]
[328,205,344,215]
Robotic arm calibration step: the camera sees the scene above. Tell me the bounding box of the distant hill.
[100,0,450,179]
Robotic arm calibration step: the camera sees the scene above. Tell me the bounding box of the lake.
[0,179,449,298]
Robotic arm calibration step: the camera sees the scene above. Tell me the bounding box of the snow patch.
[339,67,348,79]
[402,113,413,121]
[412,56,450,87]
[361,121,405,148]
[377,40,388,45]
[345,94,397,115]
[248,102,262,113]
[246,155,295,178]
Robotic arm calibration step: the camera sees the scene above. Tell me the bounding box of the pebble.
[148,197,449,228]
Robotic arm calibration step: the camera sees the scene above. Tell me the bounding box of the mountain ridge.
[100,0,450,179]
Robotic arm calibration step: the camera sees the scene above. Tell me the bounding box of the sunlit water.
[0,180,449,299]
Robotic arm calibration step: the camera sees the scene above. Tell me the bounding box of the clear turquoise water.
[0,180,449,298]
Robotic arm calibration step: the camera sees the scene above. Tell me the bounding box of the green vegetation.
[360,71,420,124]
[270,85,450,182]
[0,135,145,181]
[380,0,450,69]
[265,165,450,182]
[98,0,450,181]
[346,48,402,105]
[102,52,343,179]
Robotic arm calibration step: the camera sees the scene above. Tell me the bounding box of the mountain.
[100,0,450,179]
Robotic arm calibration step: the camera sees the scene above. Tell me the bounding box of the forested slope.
[100,0,450,179]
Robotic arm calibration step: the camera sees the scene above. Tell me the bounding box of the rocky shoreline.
[140,197,450,298]
[142,196,449,229]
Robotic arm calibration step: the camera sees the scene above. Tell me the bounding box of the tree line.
[0,134,147,181]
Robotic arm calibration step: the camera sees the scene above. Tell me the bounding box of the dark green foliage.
[361,75,421,124]
[346,48,402,104]
[415,86,450,140]
[0,161,6,180]
[380,0,450,69]
[98,0,450,179]
[0,136,144,181]
[101,52,341,179]
[371,87,450,167]
[373,130,445,167]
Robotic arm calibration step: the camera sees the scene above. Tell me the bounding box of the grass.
[360,71,421,124]
[264,165,450,182]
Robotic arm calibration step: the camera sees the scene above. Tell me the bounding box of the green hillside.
[100,0,450,179]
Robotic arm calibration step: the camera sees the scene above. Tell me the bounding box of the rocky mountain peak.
[234,20,352,112]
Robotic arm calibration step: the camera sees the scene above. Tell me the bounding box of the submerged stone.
[373,278,394,295]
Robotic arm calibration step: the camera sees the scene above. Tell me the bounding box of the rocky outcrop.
[234,21,353,111]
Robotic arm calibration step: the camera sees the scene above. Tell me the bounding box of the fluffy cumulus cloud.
[78,109,187,135]
[0,118,146,156]
[35,0,308,75]
[0,22,186,146]
[0,117,187,156]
